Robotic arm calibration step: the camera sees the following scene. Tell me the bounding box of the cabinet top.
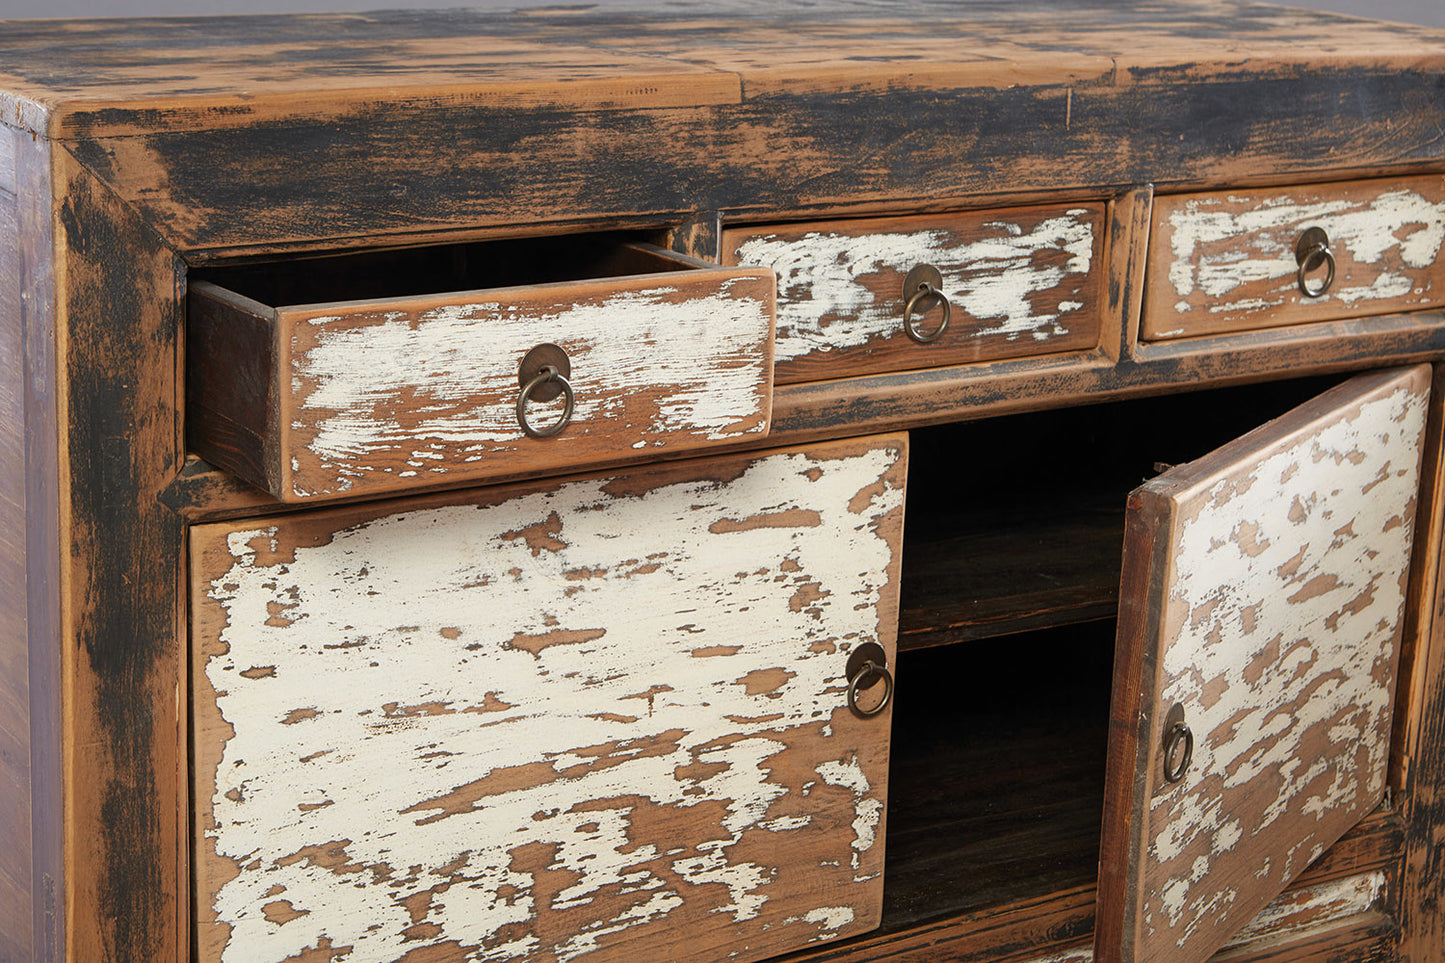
[4,0,1444,254]
[1,0,1443,140]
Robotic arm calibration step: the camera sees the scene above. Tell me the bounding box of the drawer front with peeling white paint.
[1142,175,1445,340]
[1095,366,1430,963]
[189,434,906,963]
[722,205,1104,383]
[188,243,776,502]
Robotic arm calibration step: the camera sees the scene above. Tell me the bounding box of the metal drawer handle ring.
[903,282,952,343]
[1295,226,1336,299]
[1163,719,1194,784]
[847,659,894,718]
[517,365,575,439]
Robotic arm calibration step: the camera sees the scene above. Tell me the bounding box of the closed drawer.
[722,204,1105,384]
[188,239,776,502]
[189,435,907,963]
[1143,175,1445,339]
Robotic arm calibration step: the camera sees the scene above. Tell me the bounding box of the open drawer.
[188,238,776,501]
[189,435,906,963]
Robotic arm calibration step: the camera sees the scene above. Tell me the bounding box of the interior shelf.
[880,621,1116,931]
[897,373,1342,649]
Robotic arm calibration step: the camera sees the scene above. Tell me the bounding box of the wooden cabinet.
[6,4,1445,963]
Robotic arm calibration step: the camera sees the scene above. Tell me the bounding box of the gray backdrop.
[0,0,1441,26]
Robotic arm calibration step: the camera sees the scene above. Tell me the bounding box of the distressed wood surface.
[1144,175,1445,340]
[191,435,906,963]
[1400,367,1445,962]
[1097,366,1431,963]
[0,4,1439,252]
[722,205,1103,383]
[1014,870,1386,963]
[56,149,188,963]
[190,246,775,501]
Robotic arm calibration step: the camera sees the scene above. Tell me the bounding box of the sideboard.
[5,3,1445,962]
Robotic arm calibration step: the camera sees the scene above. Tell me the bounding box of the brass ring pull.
[1295,226,1336,299]
[902,263,951,343]
[1162,703,1194,784]
[517,365,575,438]
[903,283,952,343]
[847,659,894,718]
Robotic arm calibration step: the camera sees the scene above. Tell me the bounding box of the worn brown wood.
[0,4,1436,252]
[189,242,775,501]
[1399,364,1445,960]
[190,435,906,963]
[768,309,1445,448]
[1144,175,1445,340]
[1097,366,1431,963]
[54,148,187,963]
[1107,185,1154,361]
[722,204,1104,383]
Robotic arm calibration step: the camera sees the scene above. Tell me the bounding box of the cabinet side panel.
[0,127,34,963]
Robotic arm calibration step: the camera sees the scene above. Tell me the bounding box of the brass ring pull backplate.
[1162,702,1194,784]
[902,264,952,343]
[517,343,575,439]
[1295,226,1336,299]
[845,642,894,718]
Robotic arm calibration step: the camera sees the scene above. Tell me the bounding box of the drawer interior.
[193,231,685,308]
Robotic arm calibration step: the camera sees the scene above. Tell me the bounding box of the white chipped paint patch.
[733,213,1094,362]
[1166,188,1445,308]
[1224,871,1385,949]
[1016,871,1384,963]
[1144,382,1425,944]
[201,445,902,963]
[290,281,771,496]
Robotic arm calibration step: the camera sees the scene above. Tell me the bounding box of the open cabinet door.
[1095,366,1431,963]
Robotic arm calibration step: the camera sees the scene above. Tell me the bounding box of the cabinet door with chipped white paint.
[722,205,1104,383]
[1095,366,1430,963]
[190,435,906,963]
[1143,175,1445,340]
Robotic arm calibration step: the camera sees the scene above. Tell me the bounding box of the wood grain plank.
[53,66,1445,253]
[55,148,187,963]
[190,435,906,963]
[1105,185,1153,362]
[723,204,1104,384]
[1398,364,1445,962]
[1144,176,1445,340]
[1098,366,1431,963]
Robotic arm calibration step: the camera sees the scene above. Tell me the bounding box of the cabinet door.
[190,435,905,963]
[1095,366,1431,963]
